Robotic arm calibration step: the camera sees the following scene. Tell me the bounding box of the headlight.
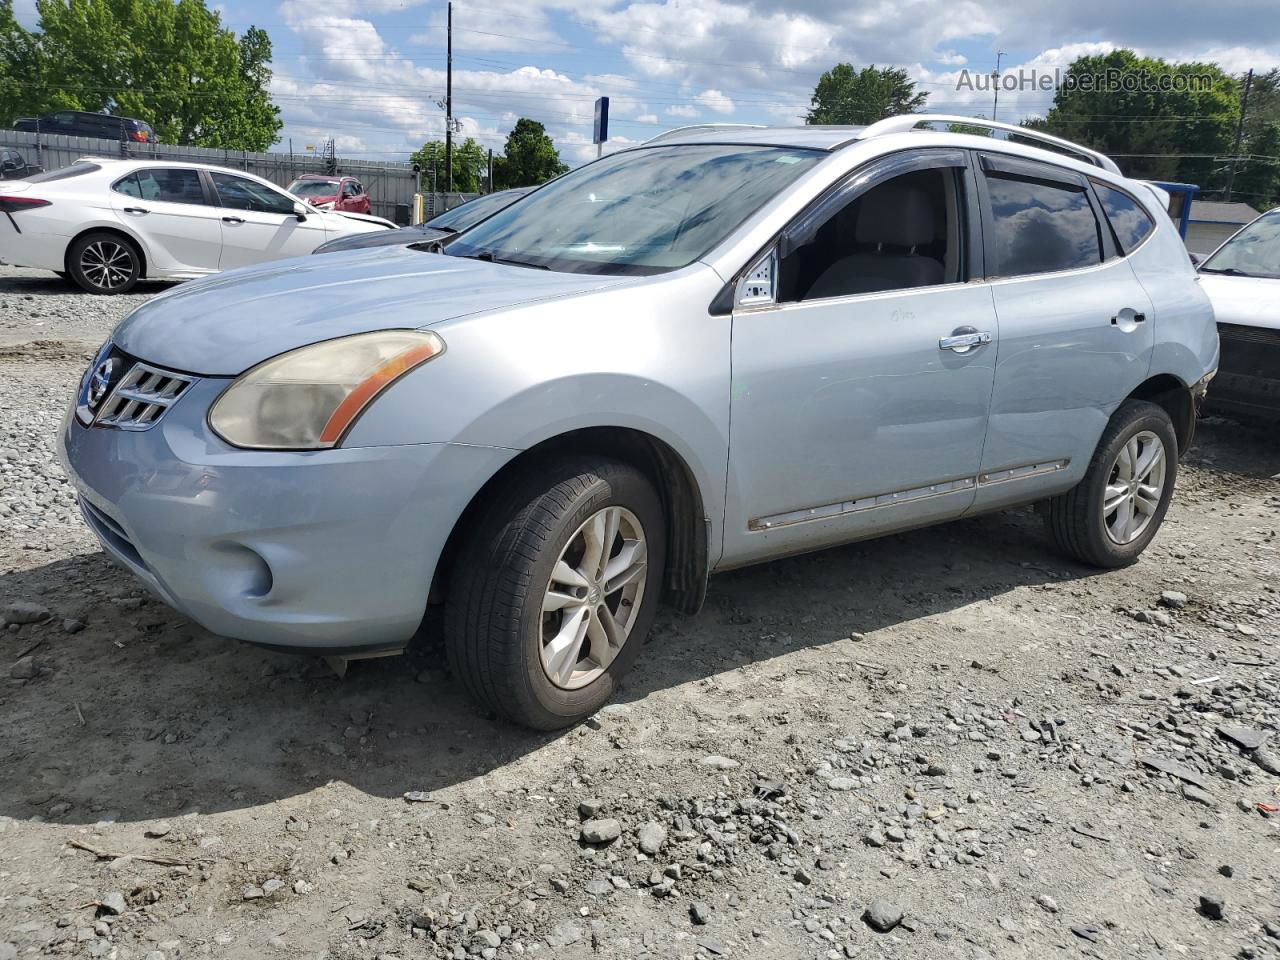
[209,330,445,449]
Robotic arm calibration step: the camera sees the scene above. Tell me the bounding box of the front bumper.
[58,376,516,652]
[1208,323,1280,420]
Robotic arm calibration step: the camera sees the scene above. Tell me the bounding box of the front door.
[722,151,999,566]
[208,171,329,269]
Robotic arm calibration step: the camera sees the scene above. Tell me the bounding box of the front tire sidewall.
[518,472,665,727]
[447,459,667,730]
[1082,406,1178,565]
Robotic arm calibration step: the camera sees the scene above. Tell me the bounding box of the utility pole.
[992,51,1005,123]
[487,149,493,193]
[445,0,454,194]
[1223,67,1253,203]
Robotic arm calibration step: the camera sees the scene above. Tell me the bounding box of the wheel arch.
[431,426,711,616]
[1126,373,1195,455]
[65,224,150,280]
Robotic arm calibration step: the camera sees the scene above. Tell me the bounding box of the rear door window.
[1094,182,1156,255]
[981,158,1103,276]
[130,168,206,205]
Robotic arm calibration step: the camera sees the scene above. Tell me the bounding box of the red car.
[287,174,371,214]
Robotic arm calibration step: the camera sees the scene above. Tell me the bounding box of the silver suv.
[59,115,1218,729]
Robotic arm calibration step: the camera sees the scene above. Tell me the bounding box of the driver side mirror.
[293,201,308,221]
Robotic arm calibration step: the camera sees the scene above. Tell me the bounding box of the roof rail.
[642,123,767,145]
[859,114,1121,174]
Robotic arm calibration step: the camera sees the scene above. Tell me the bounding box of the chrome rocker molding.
[748,460,1069,532]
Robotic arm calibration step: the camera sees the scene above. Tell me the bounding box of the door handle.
[939,330,993,353]
[1110,312,1146,324]
[122,206,148,215]
[221,216,244,224]
[1110,309,1146,328]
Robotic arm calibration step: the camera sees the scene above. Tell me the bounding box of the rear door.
[109,167,224,274]
[209,171,328,269]
[973,153,1155,511]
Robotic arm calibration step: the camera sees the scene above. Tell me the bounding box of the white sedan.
[0,158,395,293]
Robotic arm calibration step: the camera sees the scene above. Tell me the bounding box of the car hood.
[321,209,396,230]
[112,245,632,376]
[1199,273,1280,330]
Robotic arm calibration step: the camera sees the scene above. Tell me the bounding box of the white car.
[1197,206,1280,420]
[0,158,395,293]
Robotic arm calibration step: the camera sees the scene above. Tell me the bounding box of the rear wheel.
[67,232,141,294]
[1045,400,1177,567]
[445,457,666,729]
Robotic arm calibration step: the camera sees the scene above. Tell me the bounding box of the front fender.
[343,269,733,558]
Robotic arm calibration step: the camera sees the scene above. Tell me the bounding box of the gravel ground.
[2,262,1279,960]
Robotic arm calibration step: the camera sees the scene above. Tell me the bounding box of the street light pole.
[445,0,453,194]
[992,51,1005,122]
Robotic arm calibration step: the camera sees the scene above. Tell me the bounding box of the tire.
[445,457,666,730]
[1045,399,1178,568]
[67,232,142,294]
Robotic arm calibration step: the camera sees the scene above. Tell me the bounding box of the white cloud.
[694,88,735,114]
[635,113,659,124]
[666,104,699,118]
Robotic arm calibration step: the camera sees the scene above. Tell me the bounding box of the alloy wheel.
[79,240,135,291]
[1102,430,1166,545]
[540,505,648,690]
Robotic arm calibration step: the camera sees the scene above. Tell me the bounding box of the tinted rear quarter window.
[1094,182,1155,254]
[984,174,1102,276]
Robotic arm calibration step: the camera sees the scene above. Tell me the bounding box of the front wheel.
[445,457,666,729]
[67,232,142,294]
[1044,399,1178,567]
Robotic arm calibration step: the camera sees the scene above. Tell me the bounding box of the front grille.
[95,362,194,430]
[77,344,196,431]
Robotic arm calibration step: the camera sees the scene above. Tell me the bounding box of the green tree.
[493,118,567,188]
[0,0,41,126]
[2,0,282,149]
[1230,68,1280,207]
[805,63,928,125]
[411,136,488,192]
[1023,49,1238,190]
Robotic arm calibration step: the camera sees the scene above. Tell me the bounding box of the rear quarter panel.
[1128,202,1219,387]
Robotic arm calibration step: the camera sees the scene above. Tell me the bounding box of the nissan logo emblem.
[86,357,116,410]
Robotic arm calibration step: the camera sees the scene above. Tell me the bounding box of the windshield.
[289,179,339,200]
[428,190,526,232]
[1202,209,1280,279]
[444,144,823,274]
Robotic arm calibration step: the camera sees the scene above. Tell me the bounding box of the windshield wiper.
[1199,266,1254,277]
[462,250,550,270]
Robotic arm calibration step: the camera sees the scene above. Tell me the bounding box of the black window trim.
[974,150,1111,281]
[1088,178,1159,260]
